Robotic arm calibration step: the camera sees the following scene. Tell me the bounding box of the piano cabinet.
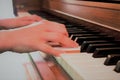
[41,0,120,40]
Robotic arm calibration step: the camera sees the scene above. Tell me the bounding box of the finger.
[53,22,68,36]
[21,15,42,21]
[34,43,64,56]
[41,21,68,36]
[59,37,79,47]
[31,14,42,21]
[19,20,36,26]
[44,32,79,47]
[47,27,68,37]
[58,23,68,37]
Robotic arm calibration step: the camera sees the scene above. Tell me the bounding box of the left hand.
[0,15,42,29]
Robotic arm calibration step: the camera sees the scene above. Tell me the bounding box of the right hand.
[2,20,78,56]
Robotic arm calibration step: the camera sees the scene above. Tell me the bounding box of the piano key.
[67,29,86,33]
[114,60,120,73]
[81,40,109,52]
[65,24,78,28]
[104,54,120,65]
[69,30,98,34]
[68,30,87,33]
[71,34,96,40]
[51,19,67,22]
[71,34,107,40]
[66,27,78,31]
[66,24,95,32]
[54,46,80,53]
[69,30,100,34]
[69,31,89,36]
[55,53,120,80]
[93,47,120,58]
[87,43,120,53]
[67,27,84,30]
[67,27,100,33]
[76,36,114,45]
[66,24,93,31]
[54,20,68,24]
[66,25,85,29]
[81,40,120,52]
[46,17,58,21]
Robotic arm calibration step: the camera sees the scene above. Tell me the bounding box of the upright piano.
[0,0,120,80]
[29,0,120,80]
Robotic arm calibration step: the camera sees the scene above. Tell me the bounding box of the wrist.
[0,30,14,51]
[0,19,12,29]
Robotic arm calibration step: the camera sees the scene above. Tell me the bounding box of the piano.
[0,0,120,80]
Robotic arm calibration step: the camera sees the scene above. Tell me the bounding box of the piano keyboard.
[29,11,120,80]
[55,53,120,80]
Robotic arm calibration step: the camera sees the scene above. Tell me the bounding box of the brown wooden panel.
[15,0,43,11]
[47,0,120,31]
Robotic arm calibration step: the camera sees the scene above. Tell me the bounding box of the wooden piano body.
[39,1,120,80]
[41,0,120,39]
[0,0,120,80]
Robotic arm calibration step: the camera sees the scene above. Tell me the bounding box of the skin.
[0,15,42,29]
[0,15,78,56]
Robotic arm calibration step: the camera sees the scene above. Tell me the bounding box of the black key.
[76,26,95,30]
[104,54,120,65]
[87,43,120,53]
[71,34,97,40]
[54,20,67,24]
[47,17,58,21]
[69,30,101,36]
[76,36,114,45]
[68,25,86,29]
[81,40,109,52]
[69,31,89,36]
[66,24,83,28]
[68,29,86,33]
[114,60,120,73]
[67,28,100,33]
[67,27,78,30]
[66,24,76,27]
[71,34,107,40]
[67,27,83,30]
[93,47,120,58]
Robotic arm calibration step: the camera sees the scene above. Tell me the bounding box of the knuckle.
[53,33,63,41]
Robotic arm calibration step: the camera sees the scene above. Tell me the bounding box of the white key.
[54,46,81,53]
[55,53,120,80]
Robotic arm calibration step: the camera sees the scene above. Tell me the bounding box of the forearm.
[0,19,12,29]
[0,20,6,27]
[0,30,12,52]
